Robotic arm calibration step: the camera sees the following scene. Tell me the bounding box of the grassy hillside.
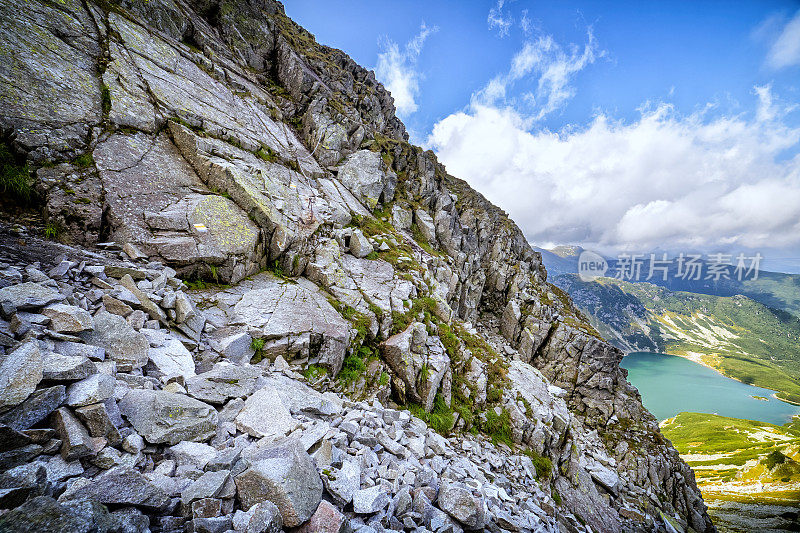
[661,412,800,505]
[556,274,800,404]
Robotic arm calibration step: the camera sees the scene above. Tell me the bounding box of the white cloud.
[766,10,800,69]
[427,87,800,254]
[488,0,513,37]
[376,23,437,117]
[477,30,602,121]
[520,9,532,35]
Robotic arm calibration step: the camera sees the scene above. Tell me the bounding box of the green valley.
[661,413,800,531]
[555,274,800,404]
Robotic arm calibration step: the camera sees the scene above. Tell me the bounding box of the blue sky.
[285,1,800,271]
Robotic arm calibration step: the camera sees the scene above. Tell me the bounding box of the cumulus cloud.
[766,10,800,69]
[478,30,602,121]
[488,0,513,37]
[427,86,800,253]
[376,23,437,117]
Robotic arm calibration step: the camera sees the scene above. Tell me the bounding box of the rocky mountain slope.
[0,0,713,531]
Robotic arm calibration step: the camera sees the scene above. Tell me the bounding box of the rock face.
[0,0,713,531]
[381,323,450,411]
[202,274,351,375]
[337,150,396,209]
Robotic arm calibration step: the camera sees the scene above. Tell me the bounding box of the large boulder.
[380,323,450,411]
[146,334,196,380]
[437,481,486,530]
[41,304,93,333]
[234,439,322,527]
[235,386,299,439]
[0,341,43,408]
[65,374,115,407]
[229,275,350,375]
[81,311,149,371]
[52,408,95,460]
[186,362,260,404]
[0,496,97,533]
[118,389,217,445]
[62,467,169,510]
[0,283,64,315]
[0,385,65,431]
[348,228,373,258]
[336,150,396,209]
[142,193,262,283]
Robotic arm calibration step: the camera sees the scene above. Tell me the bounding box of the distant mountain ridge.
[537,246,800,319]
[550,273,800,404]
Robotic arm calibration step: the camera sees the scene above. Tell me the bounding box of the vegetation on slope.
[661,412,800,505]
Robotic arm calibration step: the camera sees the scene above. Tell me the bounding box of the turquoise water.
[620,352,800,425]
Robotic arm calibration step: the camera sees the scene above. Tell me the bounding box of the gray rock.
[186,363,260,404]
[42,353,96,381]
[0,283,65,315]
[65,374,115,407]
[0,341,43,408]
[74,402,122,446]
[244,500,283,533]
[323,459,360,505]
[436,482,485,529]
[0,443,43,470]
[210,330,254,365]
[52,407,95,460]
[118,389,218,445]
[147,337,196,379]
[181,470,231,505]
[42,304,93,333]
[0,496,94,532]
[391,205,413,231]
[234,439,322,527]
[380,324,450,411]
[169,441,216,468]
[187,516,232,533]
[62,466,169,510]
[0,424,33,452]
[414,210,436,243]
[349,229,373,258]
[353,485,390,515]
[53,341,105,361]
[235,385,299,439]
[230,276,350,376]
[0,385,65,431]
[119,274,168,324]
[174,291,195,324]
[81,311,149,371]
[122,433,145,454]
[263,375,342,417]
[337,150,395,209]
[45,454,84,483]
